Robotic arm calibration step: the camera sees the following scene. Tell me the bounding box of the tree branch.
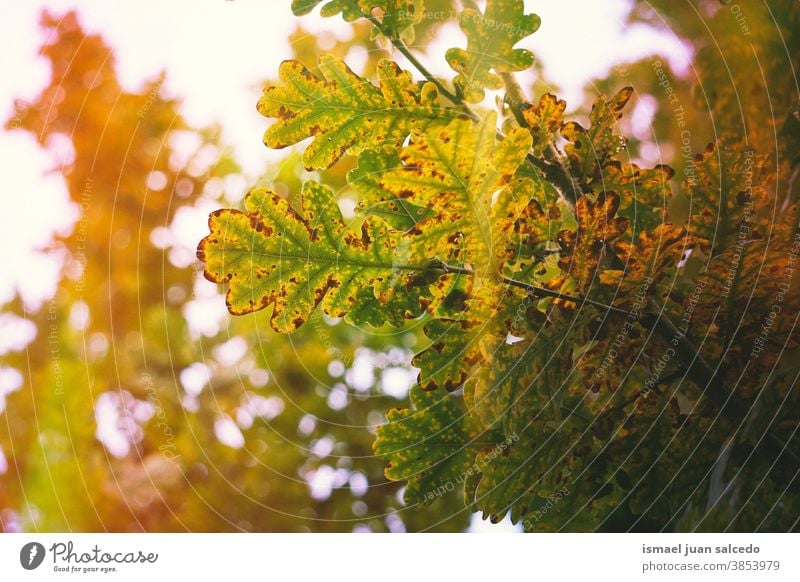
[434,260,627,314]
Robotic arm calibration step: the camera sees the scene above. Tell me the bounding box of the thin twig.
[365,14,468,110]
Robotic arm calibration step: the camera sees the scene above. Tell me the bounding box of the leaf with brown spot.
[600,223,689,295]
[258,55,462,170]
[561,87,633,188]
[367,112,534,279]
[198,181,445,332]
[557,192,630,288]
[374,384,495,505]
[521,93,566,156]
[292,0,424,43]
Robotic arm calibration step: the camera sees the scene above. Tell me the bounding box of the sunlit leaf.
[258,55,462,170]
[199,182,438,331]
[292,0,424,42]
[521,93,566,156]
[446,0,541,103]
[374,385,495,505]
[367,112,534,275]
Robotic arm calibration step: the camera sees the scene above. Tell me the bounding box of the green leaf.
[413,284,523,392]
[374,385,495,505]
[258,55,461,170]
[465,322,570,436]
[413,318,479,392]
[370,0,425,43]
[350,148,436,231]
[198,181,441,332]
[347,266,471,327]
[446,0,541,103]
[474,423,595,525]
[368,112,534,275]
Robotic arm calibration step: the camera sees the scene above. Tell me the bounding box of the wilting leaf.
[446,0,541,103]
[562,87,633,187]
[521,93,566,156]
[557,192,630,287]
[600,223,688,294]
[600,161,674,234]
[498,182,562,269]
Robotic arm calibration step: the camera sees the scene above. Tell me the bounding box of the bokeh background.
[0,0,781,531]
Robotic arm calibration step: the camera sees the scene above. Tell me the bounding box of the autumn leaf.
[369,0,425,43]
[198,181,444,332]
[349,147,436,231]
[521,93,566,156]
[201,0,800,533]
[561,87,633,187]
[292,0,424,42]
[685,142,768,254]
[465,319,573,436]
[368,112,534,276]
[501,191,562,270]
[599,161,674,234]
[557,192,630,288]
[413,284,525,392]
[291,0,361,21]
[600,223,689,294]
[258,55,462,170]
